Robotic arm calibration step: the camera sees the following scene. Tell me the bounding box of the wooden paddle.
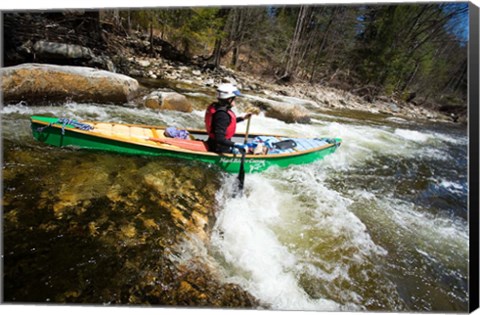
[236,115,252,196]
[244,115,251,144]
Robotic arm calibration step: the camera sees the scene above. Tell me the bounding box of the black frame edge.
[469,1,480,313]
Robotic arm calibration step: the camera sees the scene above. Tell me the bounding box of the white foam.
[394,128,432,142]
[210,163,389,310]
[211,175,341,311]
[437,180,465,193]
[1,102,35,115]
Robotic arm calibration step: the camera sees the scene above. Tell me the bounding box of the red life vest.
[205,103,237,139]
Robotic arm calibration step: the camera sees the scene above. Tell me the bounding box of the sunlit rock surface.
[144,90,193,113]
[1,63,139,105]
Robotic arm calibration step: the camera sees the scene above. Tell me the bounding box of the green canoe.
[30,116,341,173]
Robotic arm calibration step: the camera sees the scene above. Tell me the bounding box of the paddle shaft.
[244,116,251,144]
[237,115,251,196]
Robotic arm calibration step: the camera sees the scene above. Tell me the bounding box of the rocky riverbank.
[3,12,466,124]
[1,59,463,125]
[124,54,462,124]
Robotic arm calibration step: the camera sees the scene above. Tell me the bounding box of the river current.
[1,95,469,311]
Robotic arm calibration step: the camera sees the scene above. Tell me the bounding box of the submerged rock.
[142,166,214,241]
[3,145,260,307]
[1,63,139,105]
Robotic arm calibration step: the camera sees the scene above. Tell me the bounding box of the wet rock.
[144,92,162,109]
[144,90,193,113]
[250,97,311,124]
[1,63,139,105]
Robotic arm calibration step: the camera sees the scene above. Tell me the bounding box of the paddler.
[204,83,252,154]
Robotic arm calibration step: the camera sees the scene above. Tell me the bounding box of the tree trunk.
[210,8,231,68]
[149,19,154,56]
[113,9,121,28]
[309,7,336,82]
[282,6,309,81]
[213,38,222,67]
[127,10,132,34]
[399,61,419,93]
[232,46,239,68]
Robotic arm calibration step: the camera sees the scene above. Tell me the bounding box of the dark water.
[1,102,469,311]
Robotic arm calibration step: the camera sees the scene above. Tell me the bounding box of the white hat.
[217,83,243,99]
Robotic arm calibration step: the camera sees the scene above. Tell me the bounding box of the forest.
[4,3,469,109]
[110,3,469,106]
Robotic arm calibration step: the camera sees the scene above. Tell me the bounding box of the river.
[1,89,469,312]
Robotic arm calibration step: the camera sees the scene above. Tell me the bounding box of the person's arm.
[213,111,236,147]
[236,113,252,123]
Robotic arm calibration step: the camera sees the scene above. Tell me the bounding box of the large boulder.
[144,90,193,113]
[268,103,311,124]
[248,96,311,124]
[1,63,139,105]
